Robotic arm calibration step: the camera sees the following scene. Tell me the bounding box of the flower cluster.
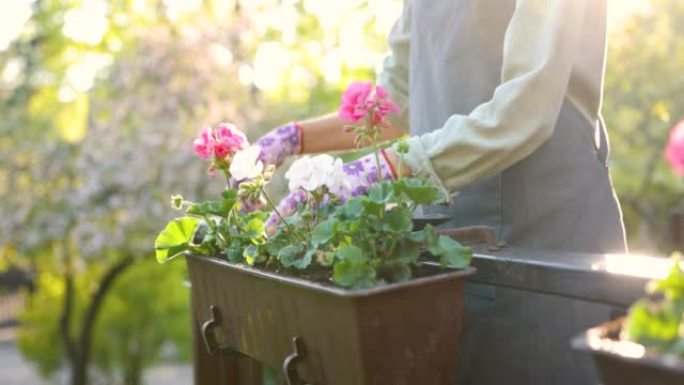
[193,123,248,159]
[193,123,249,177]
[285,154,349,197]
[230,145,264,182]
[155,81,471,291]
[339,81,400,124]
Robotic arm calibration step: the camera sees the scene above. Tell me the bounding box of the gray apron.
[408,0,627,383]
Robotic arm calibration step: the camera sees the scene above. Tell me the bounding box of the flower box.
[156,83,480,383]
[187,252,475,385]
[572,318,684,385]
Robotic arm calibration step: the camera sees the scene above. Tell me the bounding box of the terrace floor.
[0,328,193,385]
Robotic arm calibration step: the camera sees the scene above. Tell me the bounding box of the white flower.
[326,158,351,197]
[230,145,264,181]
[286,154,339,192]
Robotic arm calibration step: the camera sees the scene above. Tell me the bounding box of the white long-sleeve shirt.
[380,0,605,201]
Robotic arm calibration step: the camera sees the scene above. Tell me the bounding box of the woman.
[256,0,627,383]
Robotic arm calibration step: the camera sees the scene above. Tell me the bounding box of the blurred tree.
[604,0,684,253]
[0,0,397,384]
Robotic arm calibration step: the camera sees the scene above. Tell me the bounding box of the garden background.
[1,0,682,384]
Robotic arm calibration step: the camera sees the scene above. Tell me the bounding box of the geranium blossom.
[338,82,400,123]
[230,145,264,181]
[213,122,248,158]
[371,85,400,123]
[193,123,248,160]
[339,81,373,122]
[286,155,333,191]
[325,158,351,197]
[193,127,214,159]
[285,154,349,193]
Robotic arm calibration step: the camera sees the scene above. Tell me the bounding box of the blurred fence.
[0,269,33,328]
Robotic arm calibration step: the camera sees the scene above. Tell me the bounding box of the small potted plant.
[154,82,475,384]
[572,255,684,385]
[573,121,684,385]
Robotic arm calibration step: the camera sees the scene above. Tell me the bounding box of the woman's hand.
[231,122,302,211]
[255,122,302,168]
[265,150,398,235]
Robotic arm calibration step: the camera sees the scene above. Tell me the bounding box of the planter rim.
[185,252,476,298]
[572,318,684,375]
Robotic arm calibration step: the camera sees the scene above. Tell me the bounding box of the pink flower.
[373,85,400,121]
[339,81,373,122]
[213,123,248,159]
[666,120,684,176]
[193,127,214,159]
[338,82,400,124]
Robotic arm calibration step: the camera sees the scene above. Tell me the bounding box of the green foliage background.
[0,0,683,383]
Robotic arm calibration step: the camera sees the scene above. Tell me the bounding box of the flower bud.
[396,140,410,155]
[170,195,184,210]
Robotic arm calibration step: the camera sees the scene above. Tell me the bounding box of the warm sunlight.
[0,1,31,51]
[1,1,654,53]
[608,0,651,27]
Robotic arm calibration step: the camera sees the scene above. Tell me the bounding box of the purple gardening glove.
[232,122,302,212]
[255,122,302,168]
[265,151,396,235]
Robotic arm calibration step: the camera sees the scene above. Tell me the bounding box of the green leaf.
[381,206,413,233]
[343,197,364,219]
[394,178,440,204]
[360,198,384,218]
[424,225,442,255]
[437,236,472,269]
[623,300,682,349]
[243,217,265,240]
[336,244,364,262]
[243,245,259,265]
[407,230,427,243]
[224,246,243,263]
[333,259,376,289]
[649,261,684,300]
[267,233,291,256]
[186,199,234,217]
[393,238,421,263]
[317,250,335,267]
[278,244,310,269]
[296,250,315,270]
[312,219,336,247]
[221,189,238,200]
[369,182,394,204]
[377,261,412,283]
[197,231,216,254]
[338,219,362,235]
[154,217,201,263]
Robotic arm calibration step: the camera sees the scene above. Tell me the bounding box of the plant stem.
[221,168,232,187]
[261,187,303,243]
[365,115,383,183]
[397,150,404,181]
[373,145,383,182]
[387,235,398,258]
[203,215,217,232]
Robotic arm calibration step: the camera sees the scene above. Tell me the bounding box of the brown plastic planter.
[572,318,684,385]
[186,253,475,385]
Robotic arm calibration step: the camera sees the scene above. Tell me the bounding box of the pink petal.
[375,85,389,99]
[339,82,373,122]
[666,120,684,176]
[193,127,215,159]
